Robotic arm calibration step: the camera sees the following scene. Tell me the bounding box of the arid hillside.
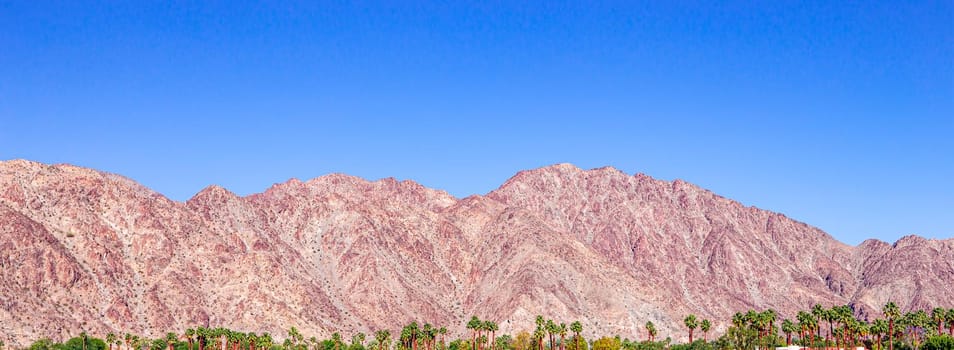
[1,160,951,346]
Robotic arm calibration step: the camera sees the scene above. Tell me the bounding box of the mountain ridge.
[1,159,951,347]
[11,158,942,247]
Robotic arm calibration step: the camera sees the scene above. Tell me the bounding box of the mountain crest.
[0,160,950,347]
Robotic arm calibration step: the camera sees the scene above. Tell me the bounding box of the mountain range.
[1,159,951,347]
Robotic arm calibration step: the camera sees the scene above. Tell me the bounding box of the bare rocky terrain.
[1,159,951,346]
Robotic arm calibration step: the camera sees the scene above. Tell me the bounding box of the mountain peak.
[188,184,239,203]
[0,159,949,347]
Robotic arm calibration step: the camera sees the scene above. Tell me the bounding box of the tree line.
[10,303,954,350]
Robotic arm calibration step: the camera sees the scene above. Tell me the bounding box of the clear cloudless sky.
[1,1,952,245]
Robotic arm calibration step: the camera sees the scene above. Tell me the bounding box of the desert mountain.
[1,160,951,346]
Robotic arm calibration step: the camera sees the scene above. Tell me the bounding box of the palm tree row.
[466,316,498,350]
[16,304,954,350]
[718,302,954,350]
[680,314,713,344]
[399,322,449,350]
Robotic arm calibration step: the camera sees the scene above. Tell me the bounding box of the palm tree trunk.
[888,320,894,350]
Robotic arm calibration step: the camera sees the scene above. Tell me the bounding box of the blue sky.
[1,2,951,245]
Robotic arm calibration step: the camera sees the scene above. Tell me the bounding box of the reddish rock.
[0,160,950,346]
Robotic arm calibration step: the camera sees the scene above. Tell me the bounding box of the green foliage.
[721,326,757,350]
[149,338,166,350]
[495,335,513,350]
[65,337,108,350]
[668,340,713,350]
[510,332,531,350]
[11,304,954,350]
[620,340,666,350]
[564,336,585,350]
[30,338,57,350]
[590,338,619,350]
[447,340,467,350]
[922,335,954,350]
[27,337,110,350]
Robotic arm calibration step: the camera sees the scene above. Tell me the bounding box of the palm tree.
[947,308,954,336]
[287,327,301,349]
[216,328,226,350]
[683,315,698,343]
[569,321,582,350]
[125,333,134,350]
[781,319,795,346]
[438,327,447,350]
[246,333,257,350]
[758,311,772,347]
[823,307,838,347]
[198,327,208,350]
[375,330,390,350]
[731,313,745,330]
[422,324,434,350]
[107,333,118,350]
[557,323,566,350]
[185,330,196,350]
[210,328,222,350]
[231,332,245,350]
[931,307,945,336]
[857,321,870,348]
[400,326,411,350]
[837,305,855,347]
[485,321,498,350]
[532,328,545,350]
[699,320,710,342]
[545,319,557,350]
[811,304,825,340]
[332,333,344,350]
[260,333,274,350]
[797,311,815,347]
[644,322,656,342]
[166,333,179,350]
[911,309,930,346]
[308,337,318,350]
[352,333,366,350]
[872,319,888,350]
[884,301,900,350]
[467,316,481,350]
[764,309,778,338]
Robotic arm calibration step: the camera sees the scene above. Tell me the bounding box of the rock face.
[0,160,951,346]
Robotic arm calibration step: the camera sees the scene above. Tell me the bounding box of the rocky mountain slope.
[1,160,951,346]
